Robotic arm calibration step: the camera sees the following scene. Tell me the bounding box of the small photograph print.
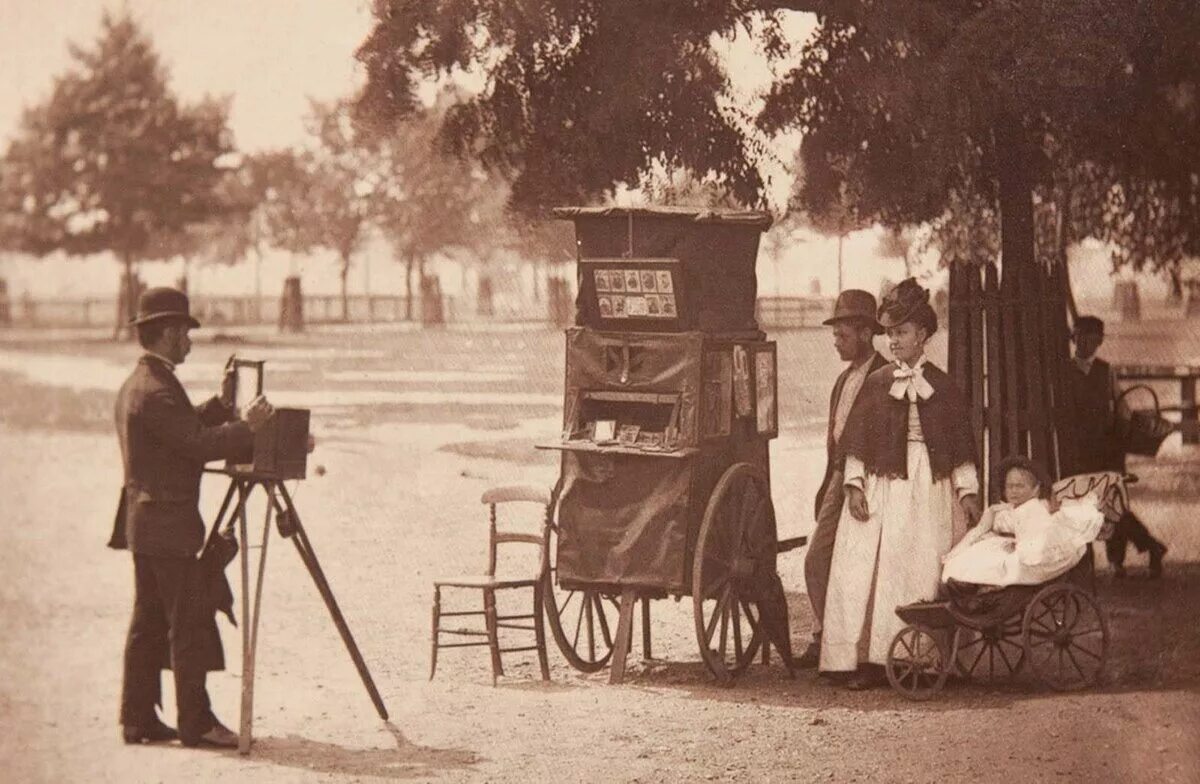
[626,296,649,317]
[609,270,626,292]
[624,270,642,292]
[611,295,627,317]
[617,424,641,445]
[661,294,677,316]
[593,419,617,442]
[598,296,612,317]
[645,294,662,316]
[594,269,611,291]
[640,270,657,291]
[656,271,674,293]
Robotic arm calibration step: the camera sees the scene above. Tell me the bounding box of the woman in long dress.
[819,279,981,689]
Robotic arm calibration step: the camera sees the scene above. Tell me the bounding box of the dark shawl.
[837,360,977,481]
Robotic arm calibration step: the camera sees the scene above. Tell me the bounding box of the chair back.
[481,485,553,579]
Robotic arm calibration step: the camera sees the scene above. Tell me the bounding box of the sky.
[0,0,375,152]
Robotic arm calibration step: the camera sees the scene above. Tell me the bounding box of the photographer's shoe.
[181,721,239,749]
[122,720,178,744]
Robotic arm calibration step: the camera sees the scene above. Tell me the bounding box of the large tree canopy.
[355,1,1200,273]
[1,11,236,333]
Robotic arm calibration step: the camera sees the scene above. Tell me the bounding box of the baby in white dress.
[942,458,1104,587]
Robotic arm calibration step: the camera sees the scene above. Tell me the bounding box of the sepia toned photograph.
[1,2,1198,783]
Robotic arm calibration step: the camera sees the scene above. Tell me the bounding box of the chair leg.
[533,584,551,681]
[484,589,503,686]
[429,587,441,681]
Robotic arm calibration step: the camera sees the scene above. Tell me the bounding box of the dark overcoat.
[109,355,252,556]
[109,354,253,671]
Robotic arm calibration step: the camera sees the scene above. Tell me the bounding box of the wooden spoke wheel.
[542,523,621,673]
[692,463,775,683]
[1021,583,1109,691]
[886,624,951,701]
[954,618,1026,683]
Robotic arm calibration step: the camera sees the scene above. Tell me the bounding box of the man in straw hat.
[794,290,889,669]
[109,287,273,748]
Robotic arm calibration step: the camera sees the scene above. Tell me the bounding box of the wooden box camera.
[226,359,310,479]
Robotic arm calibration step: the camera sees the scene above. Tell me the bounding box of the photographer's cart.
[537,207,804,684]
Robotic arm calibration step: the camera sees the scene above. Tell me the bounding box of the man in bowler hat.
[795,290,889,667]
[110,287,273,747]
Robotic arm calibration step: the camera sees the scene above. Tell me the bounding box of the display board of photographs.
[593,267,677,320]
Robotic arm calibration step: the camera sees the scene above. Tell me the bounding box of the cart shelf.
[535,440,699,459]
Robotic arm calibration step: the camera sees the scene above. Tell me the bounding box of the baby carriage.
[884,471,1130,700]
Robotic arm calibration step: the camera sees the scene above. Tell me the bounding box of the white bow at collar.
[889,359,934,402]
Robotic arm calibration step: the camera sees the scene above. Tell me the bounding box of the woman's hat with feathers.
[878,278,938,334]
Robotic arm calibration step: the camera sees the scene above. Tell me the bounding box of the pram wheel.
[885,624,950,700]
[1022,583,1109,691]
[955,618,1025,683]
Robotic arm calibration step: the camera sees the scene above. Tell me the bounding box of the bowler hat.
[130,287,200,328]
[823,289,884,334]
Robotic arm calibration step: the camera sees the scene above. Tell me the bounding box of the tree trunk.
[115,252,137,341]
[995,117,1059,475]
[339,252,351,322]
[1168,264,1183,302]
[836,234,844,292]
[404,254,416,321]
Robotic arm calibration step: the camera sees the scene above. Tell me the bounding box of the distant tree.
[368,101,491,321]
[0,12,237,337]
[261,103,380,321]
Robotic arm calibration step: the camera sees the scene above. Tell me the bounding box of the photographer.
[108,287,272,748]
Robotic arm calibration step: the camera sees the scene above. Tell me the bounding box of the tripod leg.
[236,488,274,756]
[237,481,254,755]
[275,483,390,720]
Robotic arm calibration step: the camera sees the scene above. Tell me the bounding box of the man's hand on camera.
[242,395,274,433]
[307,434,316,453]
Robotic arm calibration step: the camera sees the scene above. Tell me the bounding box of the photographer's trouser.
[120,554,217,741]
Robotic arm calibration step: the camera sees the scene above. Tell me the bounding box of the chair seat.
[434,574,539,590]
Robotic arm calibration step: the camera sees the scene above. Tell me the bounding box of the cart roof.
[552,205,773,230]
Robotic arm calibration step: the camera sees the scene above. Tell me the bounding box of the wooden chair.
[430,485,552,685]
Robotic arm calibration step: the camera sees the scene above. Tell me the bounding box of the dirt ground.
[1,324,1198,783]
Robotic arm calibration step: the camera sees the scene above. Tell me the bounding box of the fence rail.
[1,294,835,330]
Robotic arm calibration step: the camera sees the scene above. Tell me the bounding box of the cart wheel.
[542,522,619,673]
[955,618,1025,683]
[885,624,950,700]
[692,463,773,683]
[1022,583,1109,691]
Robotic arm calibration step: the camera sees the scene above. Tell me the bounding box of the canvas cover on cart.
[554,206,771,334]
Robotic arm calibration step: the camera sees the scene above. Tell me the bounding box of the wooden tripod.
[204,469,388,754]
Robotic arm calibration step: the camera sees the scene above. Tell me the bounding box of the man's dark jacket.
[109,355,252,556]
[813,352,889,519]
[109,355,253,671]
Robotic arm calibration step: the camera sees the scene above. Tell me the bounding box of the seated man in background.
[1064,315,1167,578]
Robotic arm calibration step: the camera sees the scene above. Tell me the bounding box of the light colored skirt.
[820,442,964,671]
